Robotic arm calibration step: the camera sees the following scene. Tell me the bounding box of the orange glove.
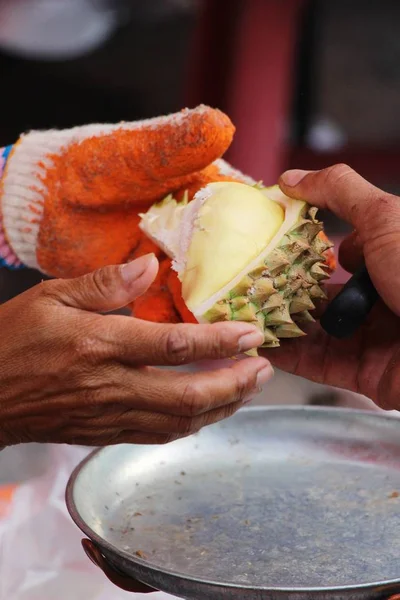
[0,105,233,273]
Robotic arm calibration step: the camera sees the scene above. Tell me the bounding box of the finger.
[104,319,265,366]
[309,284,343,319]
[338,231,364,273]
[82,540,156,593]
[67,400,245,436]
[2,355,269,426]
[62,105,235,209]
[124,357,273,416]
[260,298,394,405]
[43,254,159,312]
[260,322,358,391]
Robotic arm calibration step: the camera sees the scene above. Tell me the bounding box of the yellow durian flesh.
[182,182,284,311]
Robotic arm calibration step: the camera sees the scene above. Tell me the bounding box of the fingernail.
[280,169,310,187]
[256,364,274,387]
[121,254,156,283]
[238,329,264,352]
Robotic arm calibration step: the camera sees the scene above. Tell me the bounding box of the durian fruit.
[139,181,333,353]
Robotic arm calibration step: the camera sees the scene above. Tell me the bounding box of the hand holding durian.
[0,105,398,427]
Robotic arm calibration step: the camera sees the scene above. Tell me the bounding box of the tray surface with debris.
[67,406,400,600]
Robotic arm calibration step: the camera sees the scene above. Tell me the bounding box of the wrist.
[0,145,24,270]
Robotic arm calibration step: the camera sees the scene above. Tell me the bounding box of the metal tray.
[66,406,400,600]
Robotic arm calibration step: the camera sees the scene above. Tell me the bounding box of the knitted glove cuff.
[1,126,115,271]
[0,146,24,269]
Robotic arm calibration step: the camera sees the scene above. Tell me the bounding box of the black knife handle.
[319,264,379,339]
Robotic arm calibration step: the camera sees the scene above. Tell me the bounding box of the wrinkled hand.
[0,254,272,447]
[261,164,400,411]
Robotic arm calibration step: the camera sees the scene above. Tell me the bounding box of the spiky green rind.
[203,203,331,349]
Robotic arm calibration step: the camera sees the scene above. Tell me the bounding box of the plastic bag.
[0,444,176,600]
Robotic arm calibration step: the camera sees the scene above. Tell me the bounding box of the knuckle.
[36,279,59,300]
[232,370,252,402]
[206,325,230,358]
[224,401,241,419]
[90,267,116,302]
[363,193,399,237]
[179,379,209,416]
[79,386,107,409]
[323,163,353,185]
[73,334,101,363]
[175,415,197,435]
[164,326,194,364]
[72,324,109,364]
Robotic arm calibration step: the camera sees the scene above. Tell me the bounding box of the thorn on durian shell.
[249,277,275,303]
[230,276,253,297]
[249,266,268,279]
[262,327,280,347]
[303,251,323,269]
[313,235,333,254]
[290,290,316,313]
[306,221,324,240]
[261,293,283,313]
[310,263,331,281]
[265,304,293,327]
[230,297,249,311]
[233,302,258,322]
[293,310,316,324]
[205,302,231,322]
[279,237,310,263]
[305,272,319,286]
[286,275,303,294]
[309,285,328,300]
[262,340,281,348]
[308,207,319,222]
[255,312,265,331]
[289,264,307,281]
[264,250,290,276]
[274,274,287,289]
[292,219,323,240]
[275,323,306,338]
[244,347,259,357]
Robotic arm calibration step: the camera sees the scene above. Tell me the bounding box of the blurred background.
[0,0,398,527]
[2,0,400,296]
[1,1,399,597]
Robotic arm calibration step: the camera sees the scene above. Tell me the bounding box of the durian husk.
[140,185,333,354]
[202,203,331,353]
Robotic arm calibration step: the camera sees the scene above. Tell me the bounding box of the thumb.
[279,164,400,315]
[50,253,159,312]
[278,163,393,234]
